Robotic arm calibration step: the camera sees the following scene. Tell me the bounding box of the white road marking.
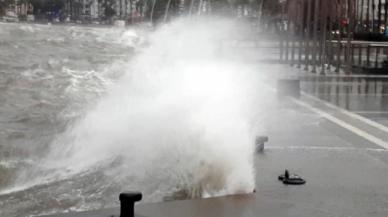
[305,81,381,85]
[303,74,388,78]
[313,93,388,97]
[353,111,388,114]
[293,98,388,150]
[263,83,388,149]
[268,146,386,152]
[302,92,388,134]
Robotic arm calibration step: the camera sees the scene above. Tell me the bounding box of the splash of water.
[7,18,260,201]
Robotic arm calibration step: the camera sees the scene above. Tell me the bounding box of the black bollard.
[255,136,269,152]
[119,192,142,217]
[278,170,306,185]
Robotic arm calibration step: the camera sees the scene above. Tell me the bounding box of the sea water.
[0,18,265,217]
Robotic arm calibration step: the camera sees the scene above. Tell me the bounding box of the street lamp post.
[304,0,312,70]
[346,0,355,74]
[320,0,328,74]
[311,0,319,73]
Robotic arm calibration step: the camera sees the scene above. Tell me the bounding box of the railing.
[279,0,388,74]
[280,39,388,73]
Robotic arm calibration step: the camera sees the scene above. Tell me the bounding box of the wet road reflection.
[301,75,388,127]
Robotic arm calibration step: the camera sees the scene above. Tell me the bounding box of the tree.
[29,0,66,15]
[262,0,280,17]
[102,0,116,19]
[0,0,14,16]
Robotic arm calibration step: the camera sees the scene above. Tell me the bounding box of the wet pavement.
[301,74,388,127]
[42,63,388,217]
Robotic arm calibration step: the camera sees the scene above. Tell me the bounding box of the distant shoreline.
[0,19,151,29]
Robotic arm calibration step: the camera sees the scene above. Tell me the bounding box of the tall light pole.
[257,0,264,24]
[367,0,370,32]
[378,0,382,31]
[305,0,312,70]
[360,0,364,31]
[346,0,354,74]
[311,0,320,73]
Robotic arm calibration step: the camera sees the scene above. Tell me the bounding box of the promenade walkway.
[43,62,388,217]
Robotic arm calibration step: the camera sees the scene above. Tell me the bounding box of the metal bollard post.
[256,136,269,152]
[120,192,142,217]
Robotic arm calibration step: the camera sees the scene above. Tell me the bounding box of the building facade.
[1,0,33,18]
